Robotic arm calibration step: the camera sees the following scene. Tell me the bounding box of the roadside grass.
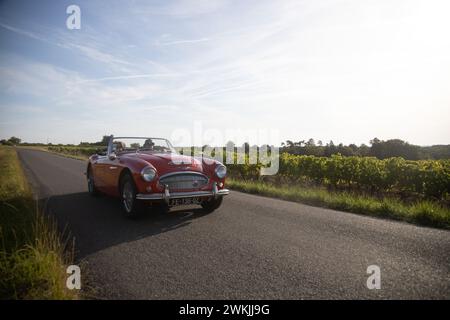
[227,178,450,229]
[0,146,77,299]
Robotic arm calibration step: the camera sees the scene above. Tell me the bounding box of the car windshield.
[111,138,176,154]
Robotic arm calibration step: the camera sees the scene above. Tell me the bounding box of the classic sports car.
[86,136,229,217]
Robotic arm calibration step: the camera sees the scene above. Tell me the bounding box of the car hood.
[123,152,206,173]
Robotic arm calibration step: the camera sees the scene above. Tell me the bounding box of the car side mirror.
[109,153,117,161]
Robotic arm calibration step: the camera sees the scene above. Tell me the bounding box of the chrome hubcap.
[122,182,134,212]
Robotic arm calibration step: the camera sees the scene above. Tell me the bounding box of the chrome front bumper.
[136,182,229,203]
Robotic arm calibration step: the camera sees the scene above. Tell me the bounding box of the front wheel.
[120,174,144,218]
[201,196,223,213]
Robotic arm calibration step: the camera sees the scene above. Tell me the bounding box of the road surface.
[17,148,450,299]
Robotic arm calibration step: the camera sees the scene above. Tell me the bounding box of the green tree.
[370,138,420,160]
[8,136,21,145]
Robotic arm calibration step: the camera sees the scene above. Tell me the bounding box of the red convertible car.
[86,136,229,217]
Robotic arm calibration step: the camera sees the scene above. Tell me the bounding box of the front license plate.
[169,197,202,206]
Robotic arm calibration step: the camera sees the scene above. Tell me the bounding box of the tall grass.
[227,178,450,229]
[0,146,77,299]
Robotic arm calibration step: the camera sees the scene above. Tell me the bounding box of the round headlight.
[215,164,227,179]
[141,166,156,182]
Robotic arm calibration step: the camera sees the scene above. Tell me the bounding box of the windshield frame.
[107,136,177,156]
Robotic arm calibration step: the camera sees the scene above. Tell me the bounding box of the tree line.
[1,135,450,160]
[280,138,450,160]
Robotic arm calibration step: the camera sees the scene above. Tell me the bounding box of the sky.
[0,0,449,146]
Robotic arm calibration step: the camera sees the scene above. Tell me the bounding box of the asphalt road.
[17,148,450,299]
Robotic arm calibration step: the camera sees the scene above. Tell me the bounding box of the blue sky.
[0,0,449,146]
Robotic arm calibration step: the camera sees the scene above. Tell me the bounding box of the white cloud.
[75,73,182,84]
[64,43,132,67]
[155,37,210,46]
[0,22,48,42]
[135,0,229,17]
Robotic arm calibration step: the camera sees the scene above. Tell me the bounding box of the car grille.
[159,172,208,190]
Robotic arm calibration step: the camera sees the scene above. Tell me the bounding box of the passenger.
[114,141,126,153]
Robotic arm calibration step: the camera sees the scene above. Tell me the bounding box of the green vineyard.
[227,153,450,200]
[48,145,105,157]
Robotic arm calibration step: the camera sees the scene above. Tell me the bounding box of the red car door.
[92,155,108,192]
[100,156,123,196]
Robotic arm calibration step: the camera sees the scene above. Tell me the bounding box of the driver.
[143,139,155,150]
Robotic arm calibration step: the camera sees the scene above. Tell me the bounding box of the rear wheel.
[87,166,99,196]
[120,174,143,218]
[201,196,223,213]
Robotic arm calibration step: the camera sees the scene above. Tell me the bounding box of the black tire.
[87,166,100,196]
[201,196,223,213]
[119,174,144,218]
